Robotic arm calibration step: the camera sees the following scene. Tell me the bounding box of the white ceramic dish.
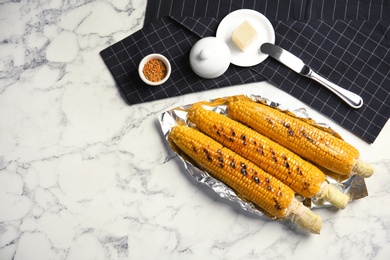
[216,9,275,67]
[138,53,171,86]
[189,37,231,79]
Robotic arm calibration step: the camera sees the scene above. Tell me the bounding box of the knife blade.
[260,43,363,109]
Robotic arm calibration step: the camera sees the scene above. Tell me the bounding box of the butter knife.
[260,43,363,109]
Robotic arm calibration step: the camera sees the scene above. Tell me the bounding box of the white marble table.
[1,1,389,259]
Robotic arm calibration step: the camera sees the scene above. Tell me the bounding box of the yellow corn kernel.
[169,125,322,234]
[187,106,349,209]
[227,100,373,178]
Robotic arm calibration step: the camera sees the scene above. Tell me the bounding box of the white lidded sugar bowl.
[189,37,231,79]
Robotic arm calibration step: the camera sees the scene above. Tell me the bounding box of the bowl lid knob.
[199,48,211,60]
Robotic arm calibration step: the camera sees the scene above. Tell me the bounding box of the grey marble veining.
[0,0,390,259]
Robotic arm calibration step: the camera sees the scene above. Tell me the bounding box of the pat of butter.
[231,20,257,52]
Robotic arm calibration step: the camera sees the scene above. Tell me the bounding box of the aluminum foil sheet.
[158,94,368,218]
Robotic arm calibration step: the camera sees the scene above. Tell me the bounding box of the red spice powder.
[142,59,167,82]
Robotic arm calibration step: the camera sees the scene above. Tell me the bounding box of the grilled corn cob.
[227,99,373,177]
[169,125,322,234]
[187,106,349,209]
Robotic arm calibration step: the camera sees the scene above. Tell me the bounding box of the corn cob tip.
[353,158,374,178]
[286,198,322,234]
[316,183,350,209]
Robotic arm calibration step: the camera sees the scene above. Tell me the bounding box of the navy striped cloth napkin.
[100,0,390,143]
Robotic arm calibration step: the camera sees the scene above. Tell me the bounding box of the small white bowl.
[138,53,171,86]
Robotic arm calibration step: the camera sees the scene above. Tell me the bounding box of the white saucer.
[216,9,275,67]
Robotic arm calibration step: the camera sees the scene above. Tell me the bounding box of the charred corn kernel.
[169,125,322,234]
[227,100,373,178]
[187,106,349,209]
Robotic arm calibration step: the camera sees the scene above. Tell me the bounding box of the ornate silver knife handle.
[308,69,363,109]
